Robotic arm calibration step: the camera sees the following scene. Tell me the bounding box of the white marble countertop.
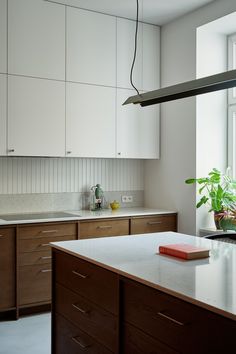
[0,207,176,225]
[51,231,236,321]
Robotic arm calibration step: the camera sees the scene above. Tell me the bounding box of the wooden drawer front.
[54,251,118,314]
[79,219,129,239]
[55,283,117,352]
[19,234,76,253]
[123,323,179,354]
[19,264,52,305]
[19,250,52,266]
[18,222,77,240]
[0,228,15,310]
[130,214,177,234]
[54,313,112,354]
[122,279,236,354]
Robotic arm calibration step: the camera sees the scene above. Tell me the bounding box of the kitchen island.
[51,232,236,353]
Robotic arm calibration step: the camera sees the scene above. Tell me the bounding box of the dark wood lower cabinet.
[52,249,236,354]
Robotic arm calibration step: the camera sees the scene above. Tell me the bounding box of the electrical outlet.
[122,195,133,203]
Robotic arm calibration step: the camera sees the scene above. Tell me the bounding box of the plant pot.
[214,211,224,230]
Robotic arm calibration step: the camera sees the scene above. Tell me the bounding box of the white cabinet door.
[117,18,143,90]
[143,23,160,92]
[8,76,65,157]
[66,82,116,158]
[117,89,159,159]
[8,0,65,80]
[0,74,7,155]
[67,7,116,87]
[0,0,7,73]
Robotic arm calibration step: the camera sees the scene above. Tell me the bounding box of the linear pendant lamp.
[123,69,236,107]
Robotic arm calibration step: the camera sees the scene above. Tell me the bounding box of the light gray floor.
[0,313,51,354]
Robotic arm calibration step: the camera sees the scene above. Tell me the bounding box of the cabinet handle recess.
[147,221,162,225]
[71,336,91,349]
[72,303,89,314]
[40,243,50,247]
[97,225,112,229]
[41,230,58,234]
[40,269,52,273]
[40,256,52,260]
[157,311,185,326]
[72,270,88,279]
[8,149,15,152]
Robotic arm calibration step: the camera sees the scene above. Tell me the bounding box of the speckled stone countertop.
[51,231,236,321]
[0,207,176,225]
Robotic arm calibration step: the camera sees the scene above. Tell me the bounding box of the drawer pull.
[72,270,88,279]
[157,311,185,326]
[0,234,3,238]
[40,269,52,273]
[40,256,52,260]
[71,336,91,349]
[40,243,50,247]
[41,230,58,234]
[72,303,89,314]
[147,221,162,225]
[97,225,112,229]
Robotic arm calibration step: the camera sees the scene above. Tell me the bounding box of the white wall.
[144,0,236,235]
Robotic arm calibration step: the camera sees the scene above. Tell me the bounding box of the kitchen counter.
[51,231,236,321]
[0,207,176,225]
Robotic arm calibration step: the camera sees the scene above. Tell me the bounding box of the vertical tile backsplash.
[0,157,144,196]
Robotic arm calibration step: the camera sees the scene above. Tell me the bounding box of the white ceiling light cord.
[130,0,141,96]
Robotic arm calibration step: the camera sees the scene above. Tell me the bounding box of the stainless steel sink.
[0,211,79,221]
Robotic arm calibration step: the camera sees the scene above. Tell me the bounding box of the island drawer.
[19,250,52,266]
[123,323,179,354]
[18,222,77,239]
[122,279,236,354]
[55,283,117,352]
[54,313,113,354]
[130,214,177,234]
[54,251,119,315]
[79,218,129,239]
[18,234,76,253]
[19,263,51,305]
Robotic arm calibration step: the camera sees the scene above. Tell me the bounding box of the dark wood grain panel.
[54,250,119,315]
[19,263,52,305]
[130,214,177,234]
[18,222,77,239]
[122,278,236,354]
[80,218,129,239]
[54,313,112,354]
[55,283,117,352]
[122,322,179,354]
[0,228,15,310]
[18,250,52,266]
[19,234,76,253]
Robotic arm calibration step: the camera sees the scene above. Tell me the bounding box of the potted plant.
[185,168,236,229]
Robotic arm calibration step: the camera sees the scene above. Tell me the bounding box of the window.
[228,33,236,177]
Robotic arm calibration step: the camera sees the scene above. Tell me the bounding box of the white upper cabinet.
[8,76,65,157]
[117,89,159,159]
[0,75,7,155]
[66,7,116,87]
[117,18,160,92]
[0,0,7,73]
[117,18,143,90]
[8,0,65,80]
[143,23,160,92]
[66,82,116,158]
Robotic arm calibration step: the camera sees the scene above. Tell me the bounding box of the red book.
[159,243,210,260]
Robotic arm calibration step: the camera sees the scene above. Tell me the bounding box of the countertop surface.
[0,207,176,225]
[51,231,236,321]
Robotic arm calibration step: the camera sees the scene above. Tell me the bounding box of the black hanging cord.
[130,0,140,96]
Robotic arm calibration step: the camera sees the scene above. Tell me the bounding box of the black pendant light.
[123,69,236,107]
[123,0,236,107]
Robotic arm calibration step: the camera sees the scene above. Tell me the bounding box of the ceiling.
[52,0,216,25]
